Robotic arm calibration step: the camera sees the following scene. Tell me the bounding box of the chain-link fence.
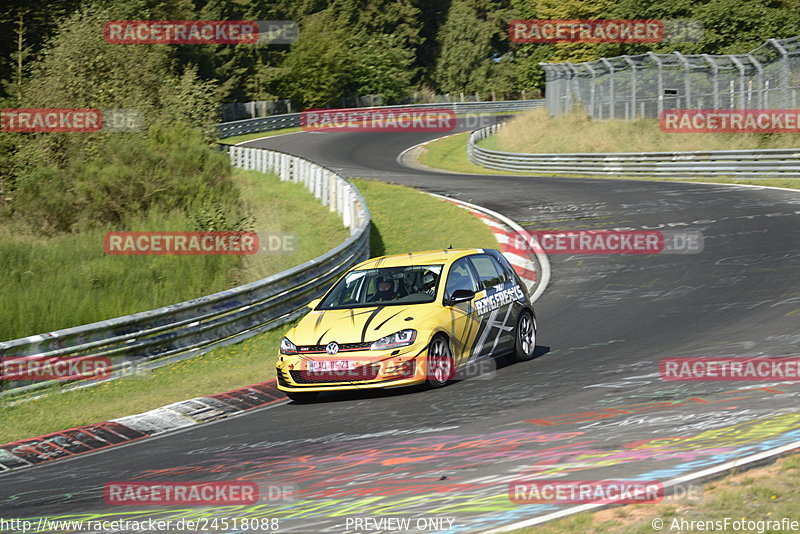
[541,36,800,119]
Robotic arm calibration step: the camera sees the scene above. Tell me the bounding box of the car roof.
[354,248,491,269]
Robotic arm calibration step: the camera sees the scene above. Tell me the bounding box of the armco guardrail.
[468,123,800,178]
[217,100,544,139]
[0,147,369,396]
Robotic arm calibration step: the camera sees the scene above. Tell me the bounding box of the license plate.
[307,360,356,372]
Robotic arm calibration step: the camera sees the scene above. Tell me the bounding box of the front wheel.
[510,310,536,362]
[426,336,454,388]
[286,391,318,403]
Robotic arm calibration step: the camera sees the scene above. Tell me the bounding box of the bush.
[11,124,250,234]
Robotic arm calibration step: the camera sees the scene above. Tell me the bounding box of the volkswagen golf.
[275,248,537,402]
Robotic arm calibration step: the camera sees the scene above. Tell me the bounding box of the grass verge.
[0,179,498,444]
[495,108,800,153]
[510,452,800,534]
[236,169,348,283]
[352,178,497,255]
[417,128,800,191]
[416,133,513,175]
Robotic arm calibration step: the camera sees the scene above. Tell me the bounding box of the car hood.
[288,304,434,346]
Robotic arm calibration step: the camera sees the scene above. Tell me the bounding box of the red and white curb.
[431,194,550,302]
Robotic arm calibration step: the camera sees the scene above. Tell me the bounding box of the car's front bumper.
[275,342,429,393]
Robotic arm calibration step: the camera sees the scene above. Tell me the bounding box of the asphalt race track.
[2,120,800,533]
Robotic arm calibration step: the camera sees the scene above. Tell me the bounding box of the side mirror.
[447,289,475,306]
[307,298,321,310]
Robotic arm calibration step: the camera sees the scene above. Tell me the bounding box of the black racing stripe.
[447,308,458,353]
[451,307,471,355]
[466,310,480,356]
[373,310,403,331]
[349,308,355,326]
[314,312,325,330]
[448,307,460,354]
[361,306,385,342]
[316,328,331,346]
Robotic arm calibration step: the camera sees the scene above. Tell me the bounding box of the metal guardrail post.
[565,62,581,116]
[768,38,791,108]
[600,58,615,119]
[746,53,765,109]
[702,54,721,109]
[583,62,597,118]
[647,52,665,116]
[622,56,638,119]
[729,55,748,109]
[674,51,692,110]
[328,173,336,212]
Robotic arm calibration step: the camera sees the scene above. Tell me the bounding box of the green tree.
[0,0,84,100]
[434,0,510,95]
[277,9,353,108]
[278,3,418,107]
[5,4,246,235]
[350,33,416,103]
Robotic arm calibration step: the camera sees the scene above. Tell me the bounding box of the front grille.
[290,365,380,384]
[297,341,372,354]
[277,370,291,387]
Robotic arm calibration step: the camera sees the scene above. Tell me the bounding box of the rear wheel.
[426,336,454,388]
[510,310,536,362]
[286,391,318,403]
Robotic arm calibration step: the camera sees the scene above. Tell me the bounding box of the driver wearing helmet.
[372,276,396,302]
[421,270,438,296]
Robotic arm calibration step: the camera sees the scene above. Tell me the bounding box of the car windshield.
[318,265,444,309]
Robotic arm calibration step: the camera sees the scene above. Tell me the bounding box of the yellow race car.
[276,248,537,402]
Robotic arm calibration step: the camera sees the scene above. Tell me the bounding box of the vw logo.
[326,342,340,355]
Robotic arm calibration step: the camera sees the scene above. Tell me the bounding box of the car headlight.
[280,337,298,355]
[371,329,417,351]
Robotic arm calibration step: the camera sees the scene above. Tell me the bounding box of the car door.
[442,257,481,364]
[467,254,519,356]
